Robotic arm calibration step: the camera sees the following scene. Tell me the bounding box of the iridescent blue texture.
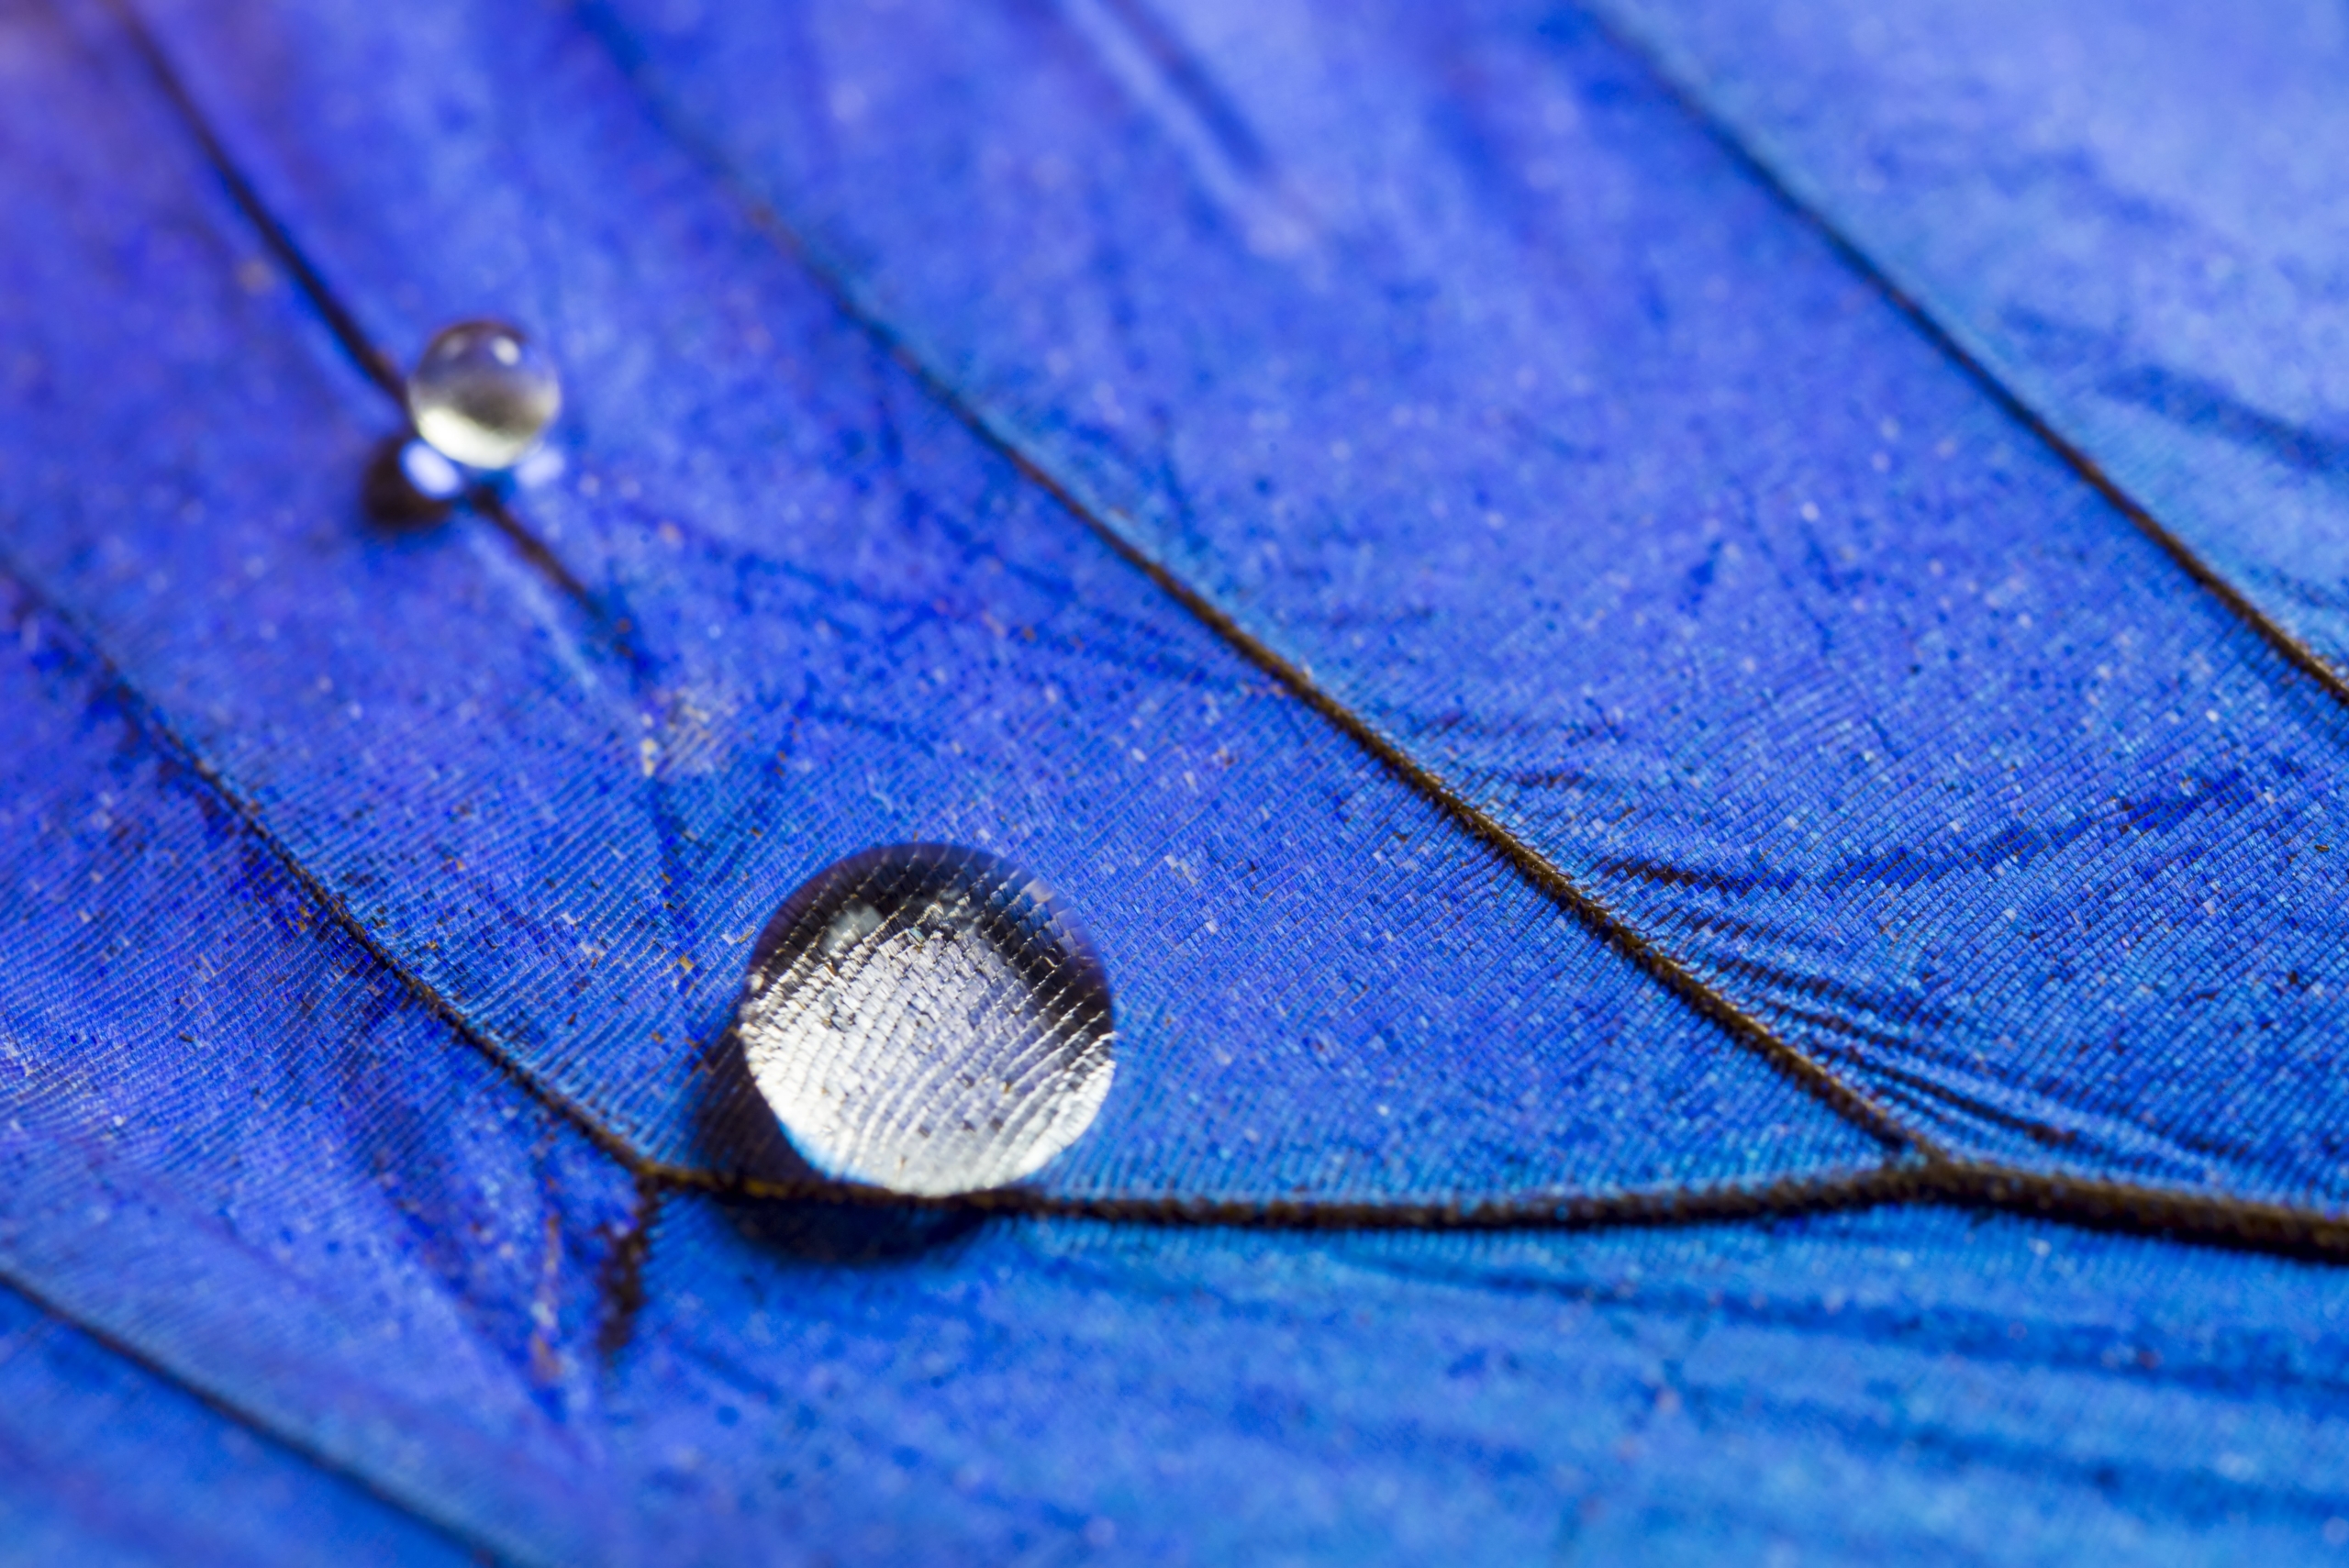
[6,0,2349,1558]
[1598,0,2349,675]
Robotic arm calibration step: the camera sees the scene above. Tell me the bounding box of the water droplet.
[406,320,561,471]
[736,845,1115,1195]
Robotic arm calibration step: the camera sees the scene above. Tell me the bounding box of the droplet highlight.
[399,439,465,500]
[736,845,1116,1196]
[406,320,561,471]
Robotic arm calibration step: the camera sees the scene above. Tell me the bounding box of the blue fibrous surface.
[334,1194,2349,1562]
[7,0,2349,1559]
[1,0,1884,1215]
[0,1278,469,1566]
[246,0,2349,1207]
[1593,0,2349,675]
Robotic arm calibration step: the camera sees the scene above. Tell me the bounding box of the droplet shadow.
[717,1186,990,1267]
[359,431,452,529]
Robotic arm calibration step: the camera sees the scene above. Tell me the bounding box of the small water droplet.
[737,844,1115,1195]
[406,320,561,471]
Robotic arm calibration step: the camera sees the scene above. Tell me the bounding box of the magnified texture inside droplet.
[737,845,1117,1196]
[406,319,561,470]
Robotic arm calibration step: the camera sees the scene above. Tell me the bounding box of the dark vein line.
[1927,1162,2349,1265]
[567,0,1924,1162]
[884,371,1924,1158]
[1578,0,2349,711]
[724,1163,1928,1231]
[471,485,597,608]
[0,1264,518,1564]
[706,1159,2349,1265]
[93,0,401,402]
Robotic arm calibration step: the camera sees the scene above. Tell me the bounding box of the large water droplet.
[737,845,1116,1196]
[406,320,561,471]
